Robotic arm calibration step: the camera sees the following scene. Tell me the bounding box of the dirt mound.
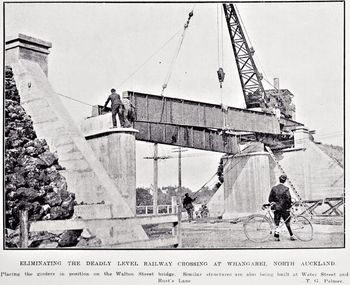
[317,143,343,168]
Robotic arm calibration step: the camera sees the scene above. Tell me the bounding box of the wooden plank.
[30,219,88,232]
[30,214,179,232]
[136,214,178,225]
[110,236,179,248]
[19,210,29,248]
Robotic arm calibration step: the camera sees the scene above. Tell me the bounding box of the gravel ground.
[180,219,344,249]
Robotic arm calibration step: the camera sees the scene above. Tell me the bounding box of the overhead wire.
[115,28,182,90]
[234,4,252,47]
[56,30,187,110]
[56,93,93,106]
[56,29,183,107]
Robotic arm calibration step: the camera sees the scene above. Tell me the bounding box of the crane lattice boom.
[223,4,266,109]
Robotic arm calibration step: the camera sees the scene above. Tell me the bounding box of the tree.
[136,187,152,206]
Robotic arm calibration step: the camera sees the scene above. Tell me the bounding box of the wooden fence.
[136,204,177,216]
[294,197,344,216]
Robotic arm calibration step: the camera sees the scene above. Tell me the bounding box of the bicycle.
[243,202,313,242]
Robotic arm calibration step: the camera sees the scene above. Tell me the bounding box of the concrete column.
[222,152,271,218]
[5,34,52,76]
[84,128,138,215]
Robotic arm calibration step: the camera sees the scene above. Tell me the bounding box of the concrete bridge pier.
[82,125,138,215]
[222,151,271,218]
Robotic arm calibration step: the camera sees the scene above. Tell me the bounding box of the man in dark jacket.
[104,88,125,128]
[268,174,296,241]
[183,193,196,222]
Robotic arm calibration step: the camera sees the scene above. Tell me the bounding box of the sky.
[4,1,344,191]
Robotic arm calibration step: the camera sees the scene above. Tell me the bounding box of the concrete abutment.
[5,33,149,245]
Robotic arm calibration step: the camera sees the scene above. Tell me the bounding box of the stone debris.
[5,66,76,247]
[76,237,102,248]
[29,231,60,248]
[80,228,94,239]
[76,228,101,248]
[58,230,83,247]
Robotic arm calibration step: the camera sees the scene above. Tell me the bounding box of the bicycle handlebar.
[262,202,275,210]
[262,201,300,211]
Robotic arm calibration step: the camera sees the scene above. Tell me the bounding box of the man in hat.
[104,88,125,128]
[268,174,296,241]
[183,193,196,222]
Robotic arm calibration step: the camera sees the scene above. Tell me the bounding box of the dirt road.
[180,220,344,249]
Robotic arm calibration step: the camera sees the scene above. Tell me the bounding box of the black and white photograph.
[1,0,347,284]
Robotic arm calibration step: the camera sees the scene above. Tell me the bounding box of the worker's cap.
[185,193,189,196]
[111,88,116,92]
[279,174,287,182]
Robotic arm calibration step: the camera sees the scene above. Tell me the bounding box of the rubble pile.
[5,66,76,247]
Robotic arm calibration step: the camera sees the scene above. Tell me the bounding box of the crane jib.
[222,4,266,109]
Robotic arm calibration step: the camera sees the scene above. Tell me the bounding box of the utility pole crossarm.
[223,4,266,109]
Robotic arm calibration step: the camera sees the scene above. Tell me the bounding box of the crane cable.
[217,4,228,130]
[216,4,225,92]
[192,141,255,198]
[160,6,195,97]
[159,6,195,123]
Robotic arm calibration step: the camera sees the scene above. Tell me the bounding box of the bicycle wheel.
[243,214,273,242]
[290,215,313,241]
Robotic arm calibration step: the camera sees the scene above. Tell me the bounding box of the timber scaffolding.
[89,91,304,154]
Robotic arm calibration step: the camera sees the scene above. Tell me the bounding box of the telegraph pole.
[144,143,170,215]
[178,149,182,193]
[171,147,188,195]
[153,143,158,215]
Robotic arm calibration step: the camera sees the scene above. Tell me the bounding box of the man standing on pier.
[104,88,125,128]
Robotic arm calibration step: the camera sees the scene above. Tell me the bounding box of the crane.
[222,4,267,109]
[221,4,296,121]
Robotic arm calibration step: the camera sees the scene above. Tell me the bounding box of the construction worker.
[268,174,297,241]
[104,88,125,128]
[273,104,281,121]
[183,193,196,222]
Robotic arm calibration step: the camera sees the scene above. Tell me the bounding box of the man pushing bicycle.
[268,174,297,241]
